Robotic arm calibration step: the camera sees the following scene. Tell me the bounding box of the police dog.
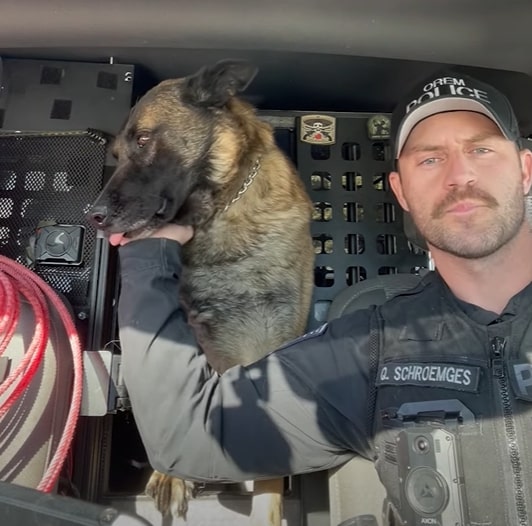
[89,60,315,526]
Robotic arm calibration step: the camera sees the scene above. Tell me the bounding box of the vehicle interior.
[1,1,532,525]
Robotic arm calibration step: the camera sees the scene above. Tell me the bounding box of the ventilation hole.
[50,99,72,120]
[379,266,398,275]
[376,234,397,255]
[53,172,73,192]
[97,71,118,90]
[372,142,391,161]
[343,202,363,222]
[311,145,330,160]
[346,266,367,285]
[313,300,331,323]
[40,66,63,85]
[21,198,35,218]
[373,172,389,191]
[344,234,365,255]
[342,142,360,161]
[0,170,16,190]
[0,226,9,247]
[315,266,334,287]
[312,202,332,222]
[342,172,362,191]
[15,228,25,247]
[82,202,95,215]
[0,109,4,128]
[376,203,396,223]
[0,198,14,218]
[24,171,46,191]
[313,234,333,254]
[310,171,331,190]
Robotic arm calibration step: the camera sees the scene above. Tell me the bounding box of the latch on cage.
[81,349,130,416]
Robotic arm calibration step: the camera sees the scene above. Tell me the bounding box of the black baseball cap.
[392,70,521,159]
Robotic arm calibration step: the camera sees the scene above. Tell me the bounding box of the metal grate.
[295,115,428,329]
[0,131,107,312]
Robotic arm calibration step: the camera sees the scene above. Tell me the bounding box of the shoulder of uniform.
[279,321,330,348]
[378,271,441,317]
[277,304,376,351]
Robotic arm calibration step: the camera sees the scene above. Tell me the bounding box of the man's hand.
[108,224,195,247]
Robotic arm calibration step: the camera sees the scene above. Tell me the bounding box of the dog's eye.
[136,133,151,148]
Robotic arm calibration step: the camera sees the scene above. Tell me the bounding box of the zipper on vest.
[491,336,528,525]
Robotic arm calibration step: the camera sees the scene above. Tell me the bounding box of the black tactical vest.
[372,273,532,526]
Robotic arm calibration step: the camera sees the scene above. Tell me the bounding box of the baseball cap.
[392,70,521,159]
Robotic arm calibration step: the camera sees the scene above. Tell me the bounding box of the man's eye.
[420,157,438,166]
[472,147,491,154]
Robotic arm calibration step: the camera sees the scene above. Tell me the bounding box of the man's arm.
[117,237,374,482]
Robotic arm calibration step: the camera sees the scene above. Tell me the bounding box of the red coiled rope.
[0,255,83,493]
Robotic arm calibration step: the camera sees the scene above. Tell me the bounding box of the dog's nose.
[88,206,109,227]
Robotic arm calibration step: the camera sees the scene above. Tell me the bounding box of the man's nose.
[444,153,476,187]
[87,205,109,227]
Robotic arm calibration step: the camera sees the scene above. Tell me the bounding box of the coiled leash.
[0,255,83,492]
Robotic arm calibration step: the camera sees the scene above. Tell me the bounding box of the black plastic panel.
[0,58,134,135]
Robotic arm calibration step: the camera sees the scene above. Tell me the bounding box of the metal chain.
[223,156,262,212]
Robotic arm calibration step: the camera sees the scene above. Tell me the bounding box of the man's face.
[389,111,532,259]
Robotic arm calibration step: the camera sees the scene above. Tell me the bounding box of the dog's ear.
[182,60,258,108]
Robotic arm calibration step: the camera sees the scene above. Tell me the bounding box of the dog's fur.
[89,60,315,525]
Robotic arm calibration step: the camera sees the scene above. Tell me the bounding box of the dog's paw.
[145,470,196,519]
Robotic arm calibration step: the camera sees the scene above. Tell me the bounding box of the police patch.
[510,353,532,401]
[376,362,480,392]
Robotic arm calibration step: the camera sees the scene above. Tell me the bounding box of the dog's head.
[87,59,258,237]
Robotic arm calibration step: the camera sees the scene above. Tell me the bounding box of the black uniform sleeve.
[117,238,374,483]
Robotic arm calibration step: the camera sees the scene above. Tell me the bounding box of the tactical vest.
[372,274,532,526]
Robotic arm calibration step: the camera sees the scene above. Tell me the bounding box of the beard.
[411,184,526,259]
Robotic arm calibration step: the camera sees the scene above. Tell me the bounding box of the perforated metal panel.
[293,114,428,329]
[0,131,107,312]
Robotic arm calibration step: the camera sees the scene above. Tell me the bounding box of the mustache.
[432,187,499,219]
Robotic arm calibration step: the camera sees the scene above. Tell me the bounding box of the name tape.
[376,362,480,392]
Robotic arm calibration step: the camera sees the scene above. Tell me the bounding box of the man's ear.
[389,171,410,212]
[182,59,258,108]
[520,148,532,195]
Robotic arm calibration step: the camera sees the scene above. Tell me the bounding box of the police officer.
[112,71,532,525]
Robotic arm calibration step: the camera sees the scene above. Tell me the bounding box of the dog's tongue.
[108,233,126,246]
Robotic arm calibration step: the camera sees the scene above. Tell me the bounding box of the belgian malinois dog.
[88,60,315,525]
